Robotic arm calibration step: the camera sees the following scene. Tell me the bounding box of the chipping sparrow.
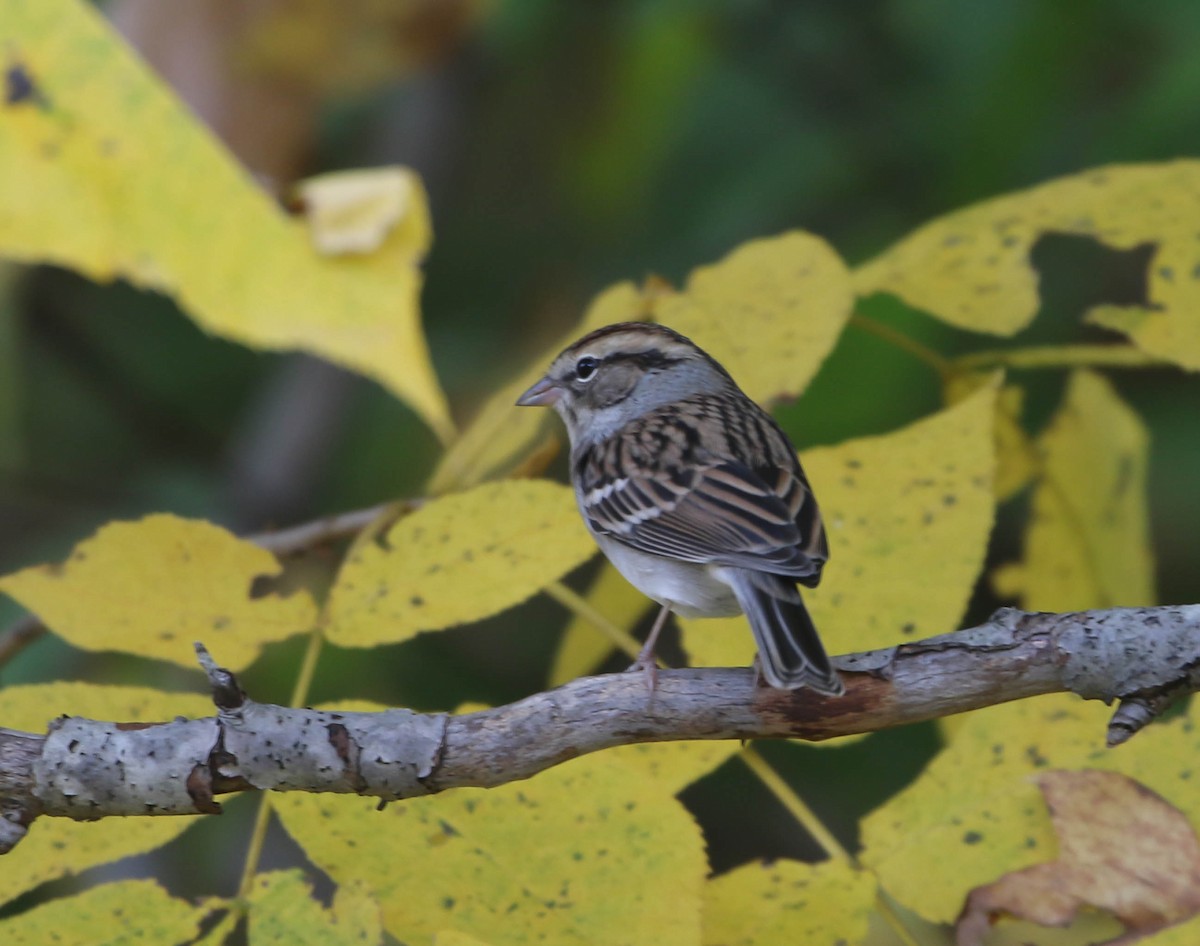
[516,322,842,695]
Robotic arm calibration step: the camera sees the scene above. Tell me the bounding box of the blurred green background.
[2,0,1199,891]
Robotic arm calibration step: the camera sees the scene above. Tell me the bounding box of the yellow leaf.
[0,880,211,945]
[703,858,875,946]
[854,161,1200,367]
[992,385,1038,501]
[549,562,652,686]
[297,167,427,256]
[434,933,498,946]
[945,373,1037,502]
[194,911,241,946]
[327,481,596,646]
[275,752,707,946]
[996,370,1154,610]
[1140,914,1200,946]
[656,231,854,405]
[428,282,651,493]
[0,683,212,906]
[431,230,853,493]
[682,380,997,668]
[1084,303,1194,370]
[249,871,382,946]
[861,692,1200,923]
[0,515,317,669]
[606,741,741,796]
[0,0,452,439]
[678,615,759,677]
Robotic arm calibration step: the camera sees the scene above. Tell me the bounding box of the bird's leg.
[626,602,672,692]
[750,653,767,689]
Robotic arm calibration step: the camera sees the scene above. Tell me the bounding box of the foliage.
[2,1,1199,945]
[0,0,451,441]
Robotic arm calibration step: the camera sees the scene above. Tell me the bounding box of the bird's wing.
[579,459,823,580]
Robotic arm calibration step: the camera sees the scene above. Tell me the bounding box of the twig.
[0,501,409,670]
[954,343,1168,372]
[246,501,407,556]
[848,313,952,376]
[0,615,43,668]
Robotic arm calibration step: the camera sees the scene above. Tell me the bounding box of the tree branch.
[2,604,1198,854]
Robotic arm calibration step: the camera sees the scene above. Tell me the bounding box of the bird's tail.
[726,569,843,695]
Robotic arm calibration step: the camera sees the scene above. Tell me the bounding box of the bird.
[515,321,842,695]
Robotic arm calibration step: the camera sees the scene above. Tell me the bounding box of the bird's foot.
[624,652,659,695]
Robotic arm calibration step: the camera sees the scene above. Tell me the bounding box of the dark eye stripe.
[598,349,685,372]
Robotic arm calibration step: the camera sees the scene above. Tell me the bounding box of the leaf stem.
[542,580,646,662]
[738,744,851,863]
[955,343,1165,372]
[235,794,274,904]
[739,746,925,946]
[288,624,327,710]
[848,313,952,376]
[236,624,326,901]
[873,891,927,946]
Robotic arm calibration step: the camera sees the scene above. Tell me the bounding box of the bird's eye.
[574,356,599,382]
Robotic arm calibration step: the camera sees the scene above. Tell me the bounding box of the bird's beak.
[515,375,562,407]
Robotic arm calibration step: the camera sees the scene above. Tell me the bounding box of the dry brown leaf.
[956,769,1200,946]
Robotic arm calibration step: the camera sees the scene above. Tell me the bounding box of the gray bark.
[2,604,1198,854]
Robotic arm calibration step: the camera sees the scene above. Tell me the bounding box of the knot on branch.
[194,642,245,711]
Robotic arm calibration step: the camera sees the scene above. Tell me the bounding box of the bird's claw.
[625,656,659,695]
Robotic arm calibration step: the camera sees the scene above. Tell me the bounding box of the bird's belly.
[594,536,741,618]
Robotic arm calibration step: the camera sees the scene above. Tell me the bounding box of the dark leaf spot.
[5,62,46,108]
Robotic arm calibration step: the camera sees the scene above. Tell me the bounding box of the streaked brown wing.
[580,459,824,579]
[763,459,828,584]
